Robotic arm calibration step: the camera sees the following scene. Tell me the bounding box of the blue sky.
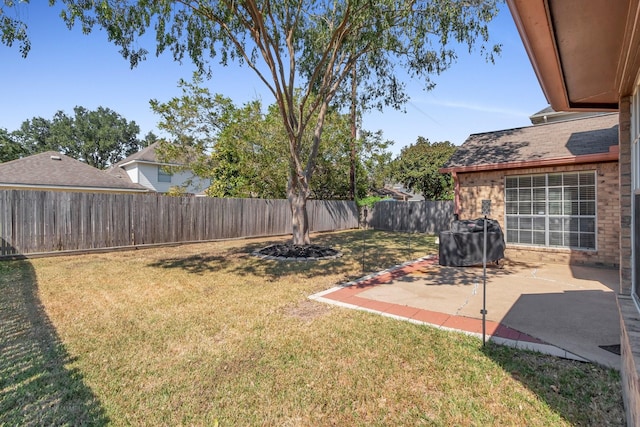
[1,2,547,156]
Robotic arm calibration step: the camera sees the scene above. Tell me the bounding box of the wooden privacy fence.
[0,190,358,257]
[365,200,455,234]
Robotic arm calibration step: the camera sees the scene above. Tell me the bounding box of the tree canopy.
[390,136,456,200]
[2,0,500,244]
[0,1,31,57]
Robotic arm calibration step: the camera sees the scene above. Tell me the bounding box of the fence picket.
[0,190,358,257]
[367,200,454,234]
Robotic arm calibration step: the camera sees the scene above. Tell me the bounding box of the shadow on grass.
[482,344,624,426]
[146,230,528,287]
[0,260,109,426]
[232,230,442,281]
[148,254,228,275]
[144,230,436,281]
[143,231,542,288]
[330,229,438,268]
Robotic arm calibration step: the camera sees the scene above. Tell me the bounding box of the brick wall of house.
[456,162,619,268]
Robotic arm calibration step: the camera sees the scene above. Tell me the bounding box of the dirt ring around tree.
[252,243,342,261]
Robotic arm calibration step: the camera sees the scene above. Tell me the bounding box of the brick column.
[619,96,633,295]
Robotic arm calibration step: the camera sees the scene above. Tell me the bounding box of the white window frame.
[504,172,597,251]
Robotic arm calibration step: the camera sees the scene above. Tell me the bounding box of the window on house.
[505,172,596,250]
[158,167,172,183]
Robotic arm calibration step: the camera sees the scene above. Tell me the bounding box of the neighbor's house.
[528,105,599,125]
[0,151,149,193]
[507,1,640,423]
[373,184,425,202]
[441,112,619,268]
[107,142,211,195]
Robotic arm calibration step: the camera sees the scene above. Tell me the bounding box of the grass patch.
[0,230,624,426]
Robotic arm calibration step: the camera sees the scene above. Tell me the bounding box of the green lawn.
[0,230,624,426]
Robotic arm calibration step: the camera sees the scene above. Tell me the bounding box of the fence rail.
[0,190,358,257]
[366,200,454,234]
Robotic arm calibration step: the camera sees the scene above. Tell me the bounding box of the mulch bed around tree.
[252,243,341,261]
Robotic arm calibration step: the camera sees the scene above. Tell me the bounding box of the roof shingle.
[443,113,619,170]
[112,141,161,165]
[0,151,148,192]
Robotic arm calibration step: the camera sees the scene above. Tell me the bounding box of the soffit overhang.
[507,0,640,111]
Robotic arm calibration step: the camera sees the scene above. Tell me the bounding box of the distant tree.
[151,77,292,198]
[358,130,393,192]
[11,116,53,154]
[308,109,352,200]
[151,77,251,197]
[53,106,143,169]
[152,75,391,199]
[208,101,289,199]
[12,106,144,169]
[141,131,159,148]
[390,137,456,200]
[0,128,27,163]
[315,128,394,199]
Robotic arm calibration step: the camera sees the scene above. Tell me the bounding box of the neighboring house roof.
[528,106,611,125]
[109,141,180,168]
[441,113,619,173]
[373,185,424,202]
[0,151,149,193]
[114,141,161,164]
[107,142,179,181]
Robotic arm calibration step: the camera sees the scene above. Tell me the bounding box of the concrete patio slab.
[310,256,621,369]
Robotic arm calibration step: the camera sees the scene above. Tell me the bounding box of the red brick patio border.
[316,256,546,345]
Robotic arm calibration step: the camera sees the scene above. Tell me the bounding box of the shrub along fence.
[365,200,455,234]
[0,190,358,257]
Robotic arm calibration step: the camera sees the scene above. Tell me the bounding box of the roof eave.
[507,0,570,111]
[118,159,183,168]
[507,0,637,111]
[0,183,150,193]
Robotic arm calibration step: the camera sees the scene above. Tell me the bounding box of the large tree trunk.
[283,96,330,246]
[288,173,310,245]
